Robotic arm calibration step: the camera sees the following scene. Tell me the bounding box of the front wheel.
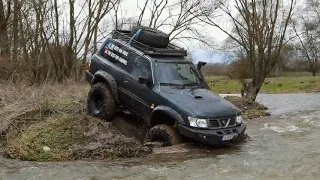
[87,82,116,121]
[145,124,182,146]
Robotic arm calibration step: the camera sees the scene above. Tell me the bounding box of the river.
[1,93,320,180]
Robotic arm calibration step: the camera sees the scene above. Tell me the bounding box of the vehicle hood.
[160,86,240,118]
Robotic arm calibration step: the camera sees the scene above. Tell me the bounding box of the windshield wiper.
[184,82,199,86]
[160,83,185,88]
[184,82,205,88]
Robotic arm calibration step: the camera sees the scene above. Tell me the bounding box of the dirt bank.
[0,83,152,161]
[3,113,151,161]
[224,96,270,119]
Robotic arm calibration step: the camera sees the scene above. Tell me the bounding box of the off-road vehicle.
[85,27,246,146]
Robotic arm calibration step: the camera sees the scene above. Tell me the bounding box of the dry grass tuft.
[0,81,89,134]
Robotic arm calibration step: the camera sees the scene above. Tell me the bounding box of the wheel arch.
[149,105,186,127]
[91,70,119,104]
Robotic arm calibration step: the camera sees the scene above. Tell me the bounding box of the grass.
[5,114,89,161]
[0,82,90,161]
[206,72,320,94]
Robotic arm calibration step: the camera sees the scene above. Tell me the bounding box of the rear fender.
[92,70,119,103]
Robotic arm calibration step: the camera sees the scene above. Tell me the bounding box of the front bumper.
[178,124,247,145]
[85,70,94,84]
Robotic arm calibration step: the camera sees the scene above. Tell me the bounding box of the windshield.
[154,62,201,85]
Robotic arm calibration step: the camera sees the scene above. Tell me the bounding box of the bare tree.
[293,0,320,76]
[201,0,295,101]
[0,0,124,82]
[81,0,119,62]
[135,0,218,47]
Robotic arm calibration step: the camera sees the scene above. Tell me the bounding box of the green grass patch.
[5,114,90,161]
[281,71,313,77]
[206,74,320,94]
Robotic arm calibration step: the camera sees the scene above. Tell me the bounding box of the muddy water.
[1,93,320,180]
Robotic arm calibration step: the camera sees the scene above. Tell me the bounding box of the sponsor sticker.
[106,42,128,57]
[104,42,129,65]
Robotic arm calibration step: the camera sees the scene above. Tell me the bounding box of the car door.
[118,52,136,109]
[120,55,154,119]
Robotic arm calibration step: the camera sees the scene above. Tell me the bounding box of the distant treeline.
[201,60,320,78]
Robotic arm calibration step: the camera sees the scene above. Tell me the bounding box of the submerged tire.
[87,82,116,122]
[131,26,169,48]
[145,124,182,146]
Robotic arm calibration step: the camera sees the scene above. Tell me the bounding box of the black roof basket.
[112,30,188,57]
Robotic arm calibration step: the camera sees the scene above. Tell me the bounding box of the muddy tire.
[87,82,116,122]
[131,26,169,48]
[145,124,182,146]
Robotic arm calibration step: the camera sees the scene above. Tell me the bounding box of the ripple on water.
[261,123,306,133]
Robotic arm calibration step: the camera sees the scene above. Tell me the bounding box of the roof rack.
[112,30,188,57]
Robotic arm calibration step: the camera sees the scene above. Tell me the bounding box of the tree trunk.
[12,0,20,61]
[244,76,265,101]
[312,69,316,76]
[310,62,316,76]
[0,0,9,56]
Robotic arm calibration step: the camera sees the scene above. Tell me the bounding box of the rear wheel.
[145,124,182,146]
[87,82,116,121]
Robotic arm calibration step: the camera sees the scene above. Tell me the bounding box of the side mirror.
[197,61,207,70]
[138,76,151,86]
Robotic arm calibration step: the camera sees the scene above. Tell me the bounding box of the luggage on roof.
[112,27,188,57]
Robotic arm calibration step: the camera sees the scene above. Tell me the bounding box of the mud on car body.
[85,27,247,146]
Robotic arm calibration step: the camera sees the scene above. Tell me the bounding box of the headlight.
[188,117,208,128]
[236,115,243,124]
[196,119,208,128]
[188,117,197,127]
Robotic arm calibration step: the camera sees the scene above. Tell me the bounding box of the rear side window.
[130,56,151,79]
[101,41,129,69]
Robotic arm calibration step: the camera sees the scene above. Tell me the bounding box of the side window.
[130,56,151,79]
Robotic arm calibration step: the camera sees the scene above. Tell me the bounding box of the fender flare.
[150,105,186,126]
[91,70,119,103]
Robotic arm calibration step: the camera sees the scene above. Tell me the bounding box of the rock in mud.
[42,146,51,152]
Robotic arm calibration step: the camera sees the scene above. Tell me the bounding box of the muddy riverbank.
[0,83,267,162]
[0,84,152,161]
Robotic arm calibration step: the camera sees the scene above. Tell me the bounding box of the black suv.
[85,27,246,146]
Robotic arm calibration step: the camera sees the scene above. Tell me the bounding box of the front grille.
[208,117,236,128]
[208,119,220,127]
[229,117,236,126]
